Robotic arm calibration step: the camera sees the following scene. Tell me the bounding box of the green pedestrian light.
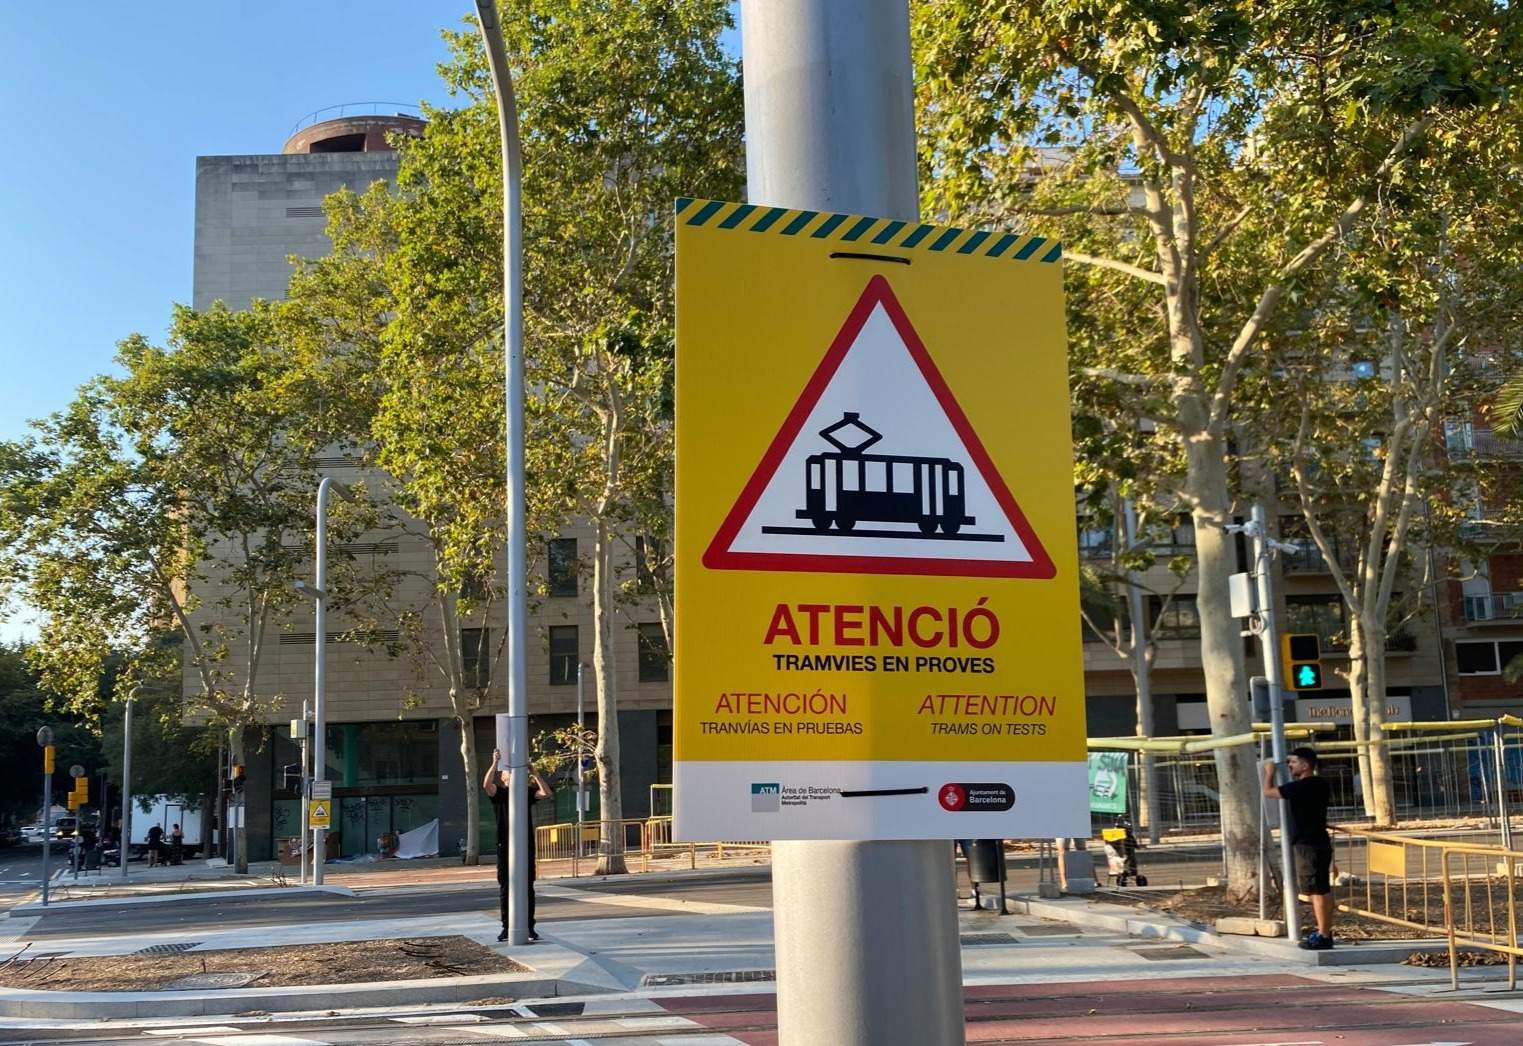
[1281,633,1323,691]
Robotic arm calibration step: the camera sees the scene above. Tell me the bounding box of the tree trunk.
[1360,618,1396,826]
[1344,624,1377,819]
[230,726,248,874]
[1184,439,1258,900]
[458,712,480,865]
[592,516,625,874]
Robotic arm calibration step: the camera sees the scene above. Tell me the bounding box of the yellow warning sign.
[674,199,1087,841]
[308,800,331,829]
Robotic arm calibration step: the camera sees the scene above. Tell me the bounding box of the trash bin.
[959,839,1009,914]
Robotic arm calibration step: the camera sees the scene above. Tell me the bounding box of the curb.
[0,966,614,1020]
[8,885,355,916]
[1013,894,1449,966]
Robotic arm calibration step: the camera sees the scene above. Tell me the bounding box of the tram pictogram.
[757,412,1000,542]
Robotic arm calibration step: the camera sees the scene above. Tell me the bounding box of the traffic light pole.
[741,4,965,1044]
[1248,503,1300,941]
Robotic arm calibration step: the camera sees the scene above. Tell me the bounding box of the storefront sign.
[1296,693,1413,723]
[674,199,1086,840]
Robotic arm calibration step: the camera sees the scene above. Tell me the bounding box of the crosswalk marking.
[190,1036,331,1046]
[144,1028,242,1037]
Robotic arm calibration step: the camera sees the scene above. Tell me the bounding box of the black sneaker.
[1299,932,1334,950]
[527,930,540,943]
[497,929,511,942]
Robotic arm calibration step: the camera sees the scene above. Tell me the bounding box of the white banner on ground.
[395,818,439,859]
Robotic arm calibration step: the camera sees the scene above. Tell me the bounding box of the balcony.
[1447,425,1523,462]
[1464,592,1523,624]
[1281,540,1341,575]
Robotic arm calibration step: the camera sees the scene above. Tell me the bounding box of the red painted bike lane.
[658,974,1523,1044]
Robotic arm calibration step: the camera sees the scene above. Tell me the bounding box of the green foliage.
[0,645,102,823]
[0,302,349,732]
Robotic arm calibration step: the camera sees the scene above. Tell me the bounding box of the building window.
[548,538,578,597]
[1283,595,1348,650]
[461,628,490,689]
[637,623,670,683]
[1456,639,1523,676]
[549,625,579,685]
[1150,597,1200,640]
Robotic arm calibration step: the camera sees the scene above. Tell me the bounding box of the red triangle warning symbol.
[703,276,1056,579]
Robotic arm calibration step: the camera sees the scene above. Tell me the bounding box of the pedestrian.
[169,823,184,865]
[1263,746,1335,949]
[483,747,553,943]
[146,823,164,868]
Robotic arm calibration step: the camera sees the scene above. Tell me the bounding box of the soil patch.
[0,936,526,993]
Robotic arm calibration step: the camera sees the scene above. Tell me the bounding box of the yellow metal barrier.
[1336,826,1523,989]
[533,817,770,879]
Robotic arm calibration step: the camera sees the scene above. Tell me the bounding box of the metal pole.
[1250,503,1300,940]
[313,478,333,885]
[1495,727,1514,851]
[742,4,963,1043]
[474,0,530,947]
[41,760,52,907]
[576,662,586,856]
[300,698,311,885]
[1123,498,1160,844]
[120,690,135,882]
[1258,734,1268,922]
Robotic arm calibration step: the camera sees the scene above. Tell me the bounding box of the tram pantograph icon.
[760,412,997,542]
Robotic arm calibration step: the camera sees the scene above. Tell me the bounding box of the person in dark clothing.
[483,747,553,943]
[1263,746,1335,949]
[146,824,164,868]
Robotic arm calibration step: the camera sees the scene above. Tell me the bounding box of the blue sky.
[0,2,469,446]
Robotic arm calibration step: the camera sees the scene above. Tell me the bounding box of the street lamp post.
[296,476,351,886]
[120,686,138,882]
[474,0,532,948]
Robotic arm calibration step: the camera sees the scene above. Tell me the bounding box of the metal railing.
[288,102,424,137]
[534,816,769,879]
[1464,592,1523,622]
[1335,825,1523,989]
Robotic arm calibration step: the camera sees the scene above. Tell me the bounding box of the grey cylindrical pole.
[313,478,332,885]
[41,762,52,906]
[576,663,585,852]
[1250,504,1299,939]
[120,691,134,882]
[741,3,964,1043]
[476,0,531,947]
[300,698,311,885]
[1122,499,1161,843]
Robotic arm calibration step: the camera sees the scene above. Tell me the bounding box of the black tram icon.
[792,412,980,537]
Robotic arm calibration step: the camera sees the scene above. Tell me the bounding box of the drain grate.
[521,1002,586,1018]
[135,942,200,956]
[1015,924,1079,936]
[641,969,777,987]
[960,933,1019,945]
[1133,945,1208,961]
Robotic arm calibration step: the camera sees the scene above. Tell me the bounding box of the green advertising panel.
[1088,751,1129,814]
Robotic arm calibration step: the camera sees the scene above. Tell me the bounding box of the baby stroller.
[1101,818,1147,887]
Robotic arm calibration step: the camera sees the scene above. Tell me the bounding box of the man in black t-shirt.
[483,747,553,943]
[1263,746,1335,949]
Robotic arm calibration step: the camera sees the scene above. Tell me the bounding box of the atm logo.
[751,782,781,812]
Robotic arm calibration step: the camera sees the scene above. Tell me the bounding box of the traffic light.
[1282,633,1323,691]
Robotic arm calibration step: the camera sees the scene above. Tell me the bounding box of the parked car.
[20,824,46,845]
[0,826,21,848]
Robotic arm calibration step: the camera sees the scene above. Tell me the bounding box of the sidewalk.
[0,871,1468,1023]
